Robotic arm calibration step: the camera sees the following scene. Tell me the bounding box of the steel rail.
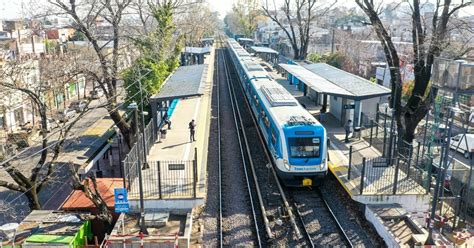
[216,37,224,248]
[316,188,354,248]
[222,45,302,241]
[219,37,264,247]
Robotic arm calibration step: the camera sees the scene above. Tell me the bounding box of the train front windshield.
[288,137,320,158]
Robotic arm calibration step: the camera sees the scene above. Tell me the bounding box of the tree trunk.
[26,189,41,210]
[109,107,135,147]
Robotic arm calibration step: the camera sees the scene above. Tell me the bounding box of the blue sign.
[114,188,129,213]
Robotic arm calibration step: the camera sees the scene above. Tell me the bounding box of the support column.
[151,100,158,135]
[354,100,362,128]
[322,94,327,112]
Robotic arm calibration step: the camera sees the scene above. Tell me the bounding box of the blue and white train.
[226,38,327,186]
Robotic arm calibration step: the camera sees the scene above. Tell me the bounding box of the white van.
[450,134,474,159]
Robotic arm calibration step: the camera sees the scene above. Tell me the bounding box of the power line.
[1,67,153,206]
[0,70,152,166]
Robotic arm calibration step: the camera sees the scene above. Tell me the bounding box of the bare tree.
[49,0,136,146]
[175,2,219,45]
[0,59,82,210]
[355,0,472,145]
[70,164,113,229]
[262,0,335,59]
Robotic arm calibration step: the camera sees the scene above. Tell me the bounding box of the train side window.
[264,116,270,128]
[271,128,277,145]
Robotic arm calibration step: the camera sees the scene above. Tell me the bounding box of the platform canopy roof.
[183,46,211,54]
[201,38,214,42]
[303,63,391,99]
[279,63,391,100]
[237,37,254,42]
[151,64,208,102]
[250,46,279,55]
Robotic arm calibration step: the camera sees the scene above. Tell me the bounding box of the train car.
[226,38,328,187]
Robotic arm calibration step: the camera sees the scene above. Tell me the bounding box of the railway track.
[215,38,264,247]
[215,36,381,248]
[290,187,354,247]
[221,39,307,246]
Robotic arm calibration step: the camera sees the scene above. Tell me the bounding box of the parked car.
[89,88,104,99]
[69,100,87,112]
[42,118,60,133]
[449,134,474,159]
[57,108,76,122]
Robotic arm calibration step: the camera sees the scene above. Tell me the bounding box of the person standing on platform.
[189,119,196,142]
[344,120,352,143]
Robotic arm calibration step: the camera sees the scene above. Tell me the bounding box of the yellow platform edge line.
[328,161,353,198]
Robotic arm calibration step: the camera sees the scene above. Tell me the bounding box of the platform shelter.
[279,62,391,128]
[236,37,254,49]
[150,64,208,136]
[250,46,279,65]
[181,46,211,65]
[200,37,214,46]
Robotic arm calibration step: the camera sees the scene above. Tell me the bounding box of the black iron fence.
[127,158,198,199]
[122,118,199,199]
[349,155,428,195]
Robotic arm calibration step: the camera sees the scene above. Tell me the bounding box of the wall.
[361,97,380,124]
[365,206,400,248]
[330,95,343,124]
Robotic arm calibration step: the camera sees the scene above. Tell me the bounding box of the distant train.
[226,38,327,186]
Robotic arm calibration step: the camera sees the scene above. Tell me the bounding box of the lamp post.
[425,107,461,245]
[127,102,147,234]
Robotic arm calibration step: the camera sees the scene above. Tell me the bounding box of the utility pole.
[331,29,335,54]
[127,102,148,235]
[425,107,455,245]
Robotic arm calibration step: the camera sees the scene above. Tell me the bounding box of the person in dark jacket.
[344,120,352,143]
[189,119,196,142]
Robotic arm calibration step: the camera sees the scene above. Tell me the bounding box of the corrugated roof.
[303,63,390,99]
[151,64,208,101]
[237,38,253,42]
[183,46,210,54]
[250,46,279,55]
[279,63,354,97]
[61,178,123,210]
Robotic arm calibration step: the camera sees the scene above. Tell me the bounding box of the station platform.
[258,57,474,246]
[128,46,214,210]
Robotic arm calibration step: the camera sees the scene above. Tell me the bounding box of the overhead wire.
[2,70,153,205]
[0,70,152,166]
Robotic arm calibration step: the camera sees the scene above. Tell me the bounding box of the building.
[0,210,93,247]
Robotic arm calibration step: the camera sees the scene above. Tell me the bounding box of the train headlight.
[283,159,290,170]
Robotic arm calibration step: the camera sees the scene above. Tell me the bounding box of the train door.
[269,127,280,159]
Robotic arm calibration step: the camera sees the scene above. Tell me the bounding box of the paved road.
[0,97,109,224]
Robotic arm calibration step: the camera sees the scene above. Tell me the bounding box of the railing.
[127,158,198,199]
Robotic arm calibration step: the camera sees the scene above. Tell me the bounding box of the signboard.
[114,188,129,213]
[343,104,355,110]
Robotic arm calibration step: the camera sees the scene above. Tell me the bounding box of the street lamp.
[127,102,147,235]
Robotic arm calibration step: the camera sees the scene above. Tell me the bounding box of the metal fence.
[351,155,429,195]
[122,118,199,199]
[127,159,198,199]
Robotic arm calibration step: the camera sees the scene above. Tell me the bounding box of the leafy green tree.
[123,1,182,112]
[69,31,86,41]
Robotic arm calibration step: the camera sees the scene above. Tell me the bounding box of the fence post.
[407,144,413,178]
[393,158,401,195]
[369,120,374,147]
[193,147,198,198]
[360,157,366,195]
[415,141,421,169]
[382,114,388,157]
[348,146,353,180]
[157,161,162,199]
